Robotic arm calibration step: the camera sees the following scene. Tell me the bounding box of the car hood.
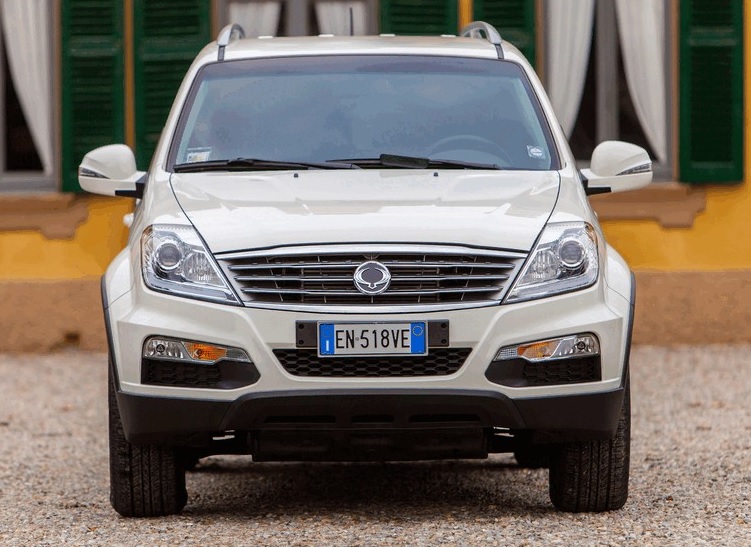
[170,170,560,254]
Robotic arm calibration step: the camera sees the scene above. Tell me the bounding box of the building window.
[0,4,56,191]
[545,0,671,178]
[220,0,378,37]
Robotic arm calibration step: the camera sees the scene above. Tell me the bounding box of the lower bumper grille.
[141,358,260,389]
[485,356,601,387]
[273,348,472,377]
[523,358,600,385]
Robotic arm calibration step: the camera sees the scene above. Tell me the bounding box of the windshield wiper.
[173,157,358,173]
[328,154,502,170]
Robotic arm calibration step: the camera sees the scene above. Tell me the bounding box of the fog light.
[495,334,599,362]
[144,337,250,363]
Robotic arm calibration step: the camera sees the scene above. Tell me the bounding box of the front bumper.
[116,385,626,449]
[103,265,634,451]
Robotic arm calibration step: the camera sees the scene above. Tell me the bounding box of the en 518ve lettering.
[318,322,427,356]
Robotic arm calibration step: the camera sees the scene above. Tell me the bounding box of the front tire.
[108,363,188,517]
[548,378,631,512]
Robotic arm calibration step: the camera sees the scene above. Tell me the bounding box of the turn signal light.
[143,337,250,364]
[495,334,600,362]
[183,342,227,362]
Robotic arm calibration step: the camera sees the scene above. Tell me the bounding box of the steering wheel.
[428,135,514,166]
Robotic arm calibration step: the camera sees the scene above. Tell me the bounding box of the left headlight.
[141,224,240,305]
[505,221,598,303]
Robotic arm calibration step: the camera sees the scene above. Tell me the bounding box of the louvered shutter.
[474,0,536,64]
[679,0,743,183]
[133,0,211,170]
[61,0,125,192]
[380,0,458,35]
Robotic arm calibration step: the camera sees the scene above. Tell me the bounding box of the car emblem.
[353,261,391,295]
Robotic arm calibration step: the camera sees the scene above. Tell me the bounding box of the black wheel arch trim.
[621,270,636,389]
[101,276,122,391]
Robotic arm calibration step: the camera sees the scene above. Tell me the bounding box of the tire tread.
[108,365,187,517]
[549,380,630,512]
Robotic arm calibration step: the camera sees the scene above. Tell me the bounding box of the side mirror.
[78,144,146,198]
[580,141,652,195]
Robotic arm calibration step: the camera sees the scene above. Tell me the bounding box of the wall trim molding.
[0,194,90,239]
[591,183,706,228]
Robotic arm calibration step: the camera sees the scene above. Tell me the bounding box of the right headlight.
[141,224,240,305]
[505,221,598,303]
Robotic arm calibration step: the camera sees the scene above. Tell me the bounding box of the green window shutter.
[679,0,743,183]
[380,0,458,35]
[61,0,125,192]
[133,0,211,170]
[474,0,536,65]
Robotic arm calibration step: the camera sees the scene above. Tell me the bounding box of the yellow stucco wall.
[601,0,750,271]
[0,197,130,280]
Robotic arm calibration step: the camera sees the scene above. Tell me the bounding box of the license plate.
[318,322,427,357]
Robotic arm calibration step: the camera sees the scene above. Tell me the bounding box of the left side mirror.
[78,144,145,198]
[580,141,652,195]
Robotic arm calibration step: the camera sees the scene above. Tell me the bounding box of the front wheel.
[548,378,631,512]
[108,363,188,517]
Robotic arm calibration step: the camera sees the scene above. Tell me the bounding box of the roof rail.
[459,21,503,59]
[216,24,245,61]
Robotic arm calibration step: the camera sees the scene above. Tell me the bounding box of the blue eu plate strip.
[319,323,335,355]
[410,322,426,354]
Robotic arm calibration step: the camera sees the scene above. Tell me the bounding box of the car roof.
[198,35,527,65]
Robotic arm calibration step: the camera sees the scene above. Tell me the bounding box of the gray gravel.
[0,346,749,546]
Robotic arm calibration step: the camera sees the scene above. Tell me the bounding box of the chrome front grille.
[217,245,526,310]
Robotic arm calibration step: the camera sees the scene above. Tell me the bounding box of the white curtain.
[615,0,667,163]
[315,1,368,35]
[228,1,282,38]
[545,0,595,137]
[1,0,53,174]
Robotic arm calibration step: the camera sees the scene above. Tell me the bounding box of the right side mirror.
[78,144,145,198]
[580,141,653,195]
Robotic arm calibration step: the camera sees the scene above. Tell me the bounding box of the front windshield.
[170,55,559,170]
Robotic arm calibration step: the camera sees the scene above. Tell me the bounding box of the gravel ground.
[0,346,749,546]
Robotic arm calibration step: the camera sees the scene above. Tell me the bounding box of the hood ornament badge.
[353,261,391,295]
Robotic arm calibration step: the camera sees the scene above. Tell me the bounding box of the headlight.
[141,225,240,304]
[505,222,598,303]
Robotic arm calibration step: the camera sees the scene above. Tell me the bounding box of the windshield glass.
[170,55,559,170]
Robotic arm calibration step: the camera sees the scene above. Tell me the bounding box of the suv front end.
[85,23,648,517]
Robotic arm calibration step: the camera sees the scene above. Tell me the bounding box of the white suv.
[80,22,651,517]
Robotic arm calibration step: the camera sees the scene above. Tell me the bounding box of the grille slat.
[235,274,508,283]
[240,286,505,296]
[229,263,360,271]
[218,246,525,309]
[236,275,355,282]
[228,261,517,271]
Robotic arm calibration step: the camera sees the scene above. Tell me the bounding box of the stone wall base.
[2,270,750,352]
[1,278,105,352]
